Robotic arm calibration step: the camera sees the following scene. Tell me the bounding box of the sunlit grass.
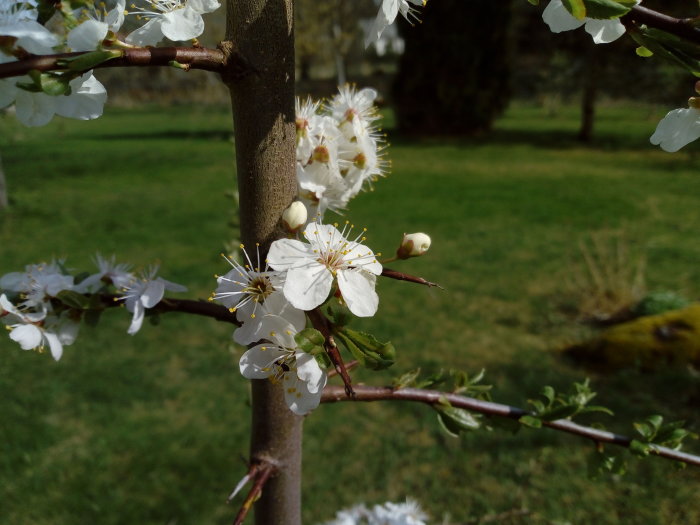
[1,103,699,524]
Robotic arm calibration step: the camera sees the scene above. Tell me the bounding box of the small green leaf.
[313,352,332,369]
[636,46,653,57]
[629,439,652,457]
[57,49,122,72]
[334,327,395,370]
[519,415,543,428]
[562,0,586,20]
[434,398,481,436]
[56,290,89,310]
[527,0,539,6]
[294,328,325,353]
[392,368,421,389]
[541,385,555,404]
[582,0,631,19]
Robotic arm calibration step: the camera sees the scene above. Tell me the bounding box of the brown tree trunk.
[223,1,301,524]
[578,45,599,143]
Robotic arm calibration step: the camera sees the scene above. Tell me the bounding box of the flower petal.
[127,300,145,335]
[584,18,625,44]
[295,352,327,394]
[267,238,313,271]
[161,8,205,42]
[9,324,43,350]
[55,74,107,121]
[283,373,323,415]
[650,108,700,153]
[43,331,63,361]
[283,265,333,311]
[337,269,378,317]
[239,344,286,379]
[67,20,108,51]
[141,280,165,308]
[125,18,164,47]
[542,0,584,33]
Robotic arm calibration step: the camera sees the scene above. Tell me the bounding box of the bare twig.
[230,461,276,525]
[321,385,700,467]
[381,267,443,289]
[0,46,229,79]
[307,308,355,397]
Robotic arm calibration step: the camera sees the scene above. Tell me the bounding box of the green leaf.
[629,439,652,457]
[527,0,539,6]
[392,368,422,389]
[541,385,556,404]
[562,0,586,20]
[541,404,580,421]
[519,415,543,428]
[334,327,396,370]
[636,46,653,57]
[582,0,632,19]
[294,328,325,353]
[434,397,481,436]
[56,50,122,72]
[56,290,89,310]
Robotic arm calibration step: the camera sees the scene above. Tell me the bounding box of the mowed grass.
[1,103,700,525]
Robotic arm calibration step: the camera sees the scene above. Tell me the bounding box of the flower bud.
[396,233,431,259]
[282,201,307,233]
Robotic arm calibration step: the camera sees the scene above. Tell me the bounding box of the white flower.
[650,107,700,153]
[267,221,382,317]
[239,314,327,415]
[74,254,134,292]
[542,0,631,44]
[321,499,427,525]
[119,265,187,335]
[366,0,426,47]
[126,0,220,46]
[0,0,60,54]
[1,294,77,361]
[1,259,74,309]
[212,245,286,320]
[12,72,108,127]
[67,0,126,51]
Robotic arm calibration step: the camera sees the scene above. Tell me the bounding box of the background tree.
[392,0,514,136]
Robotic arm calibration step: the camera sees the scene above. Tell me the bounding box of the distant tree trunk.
[393,0,513,136]
[0,153,7,209]
[578,45,600,143]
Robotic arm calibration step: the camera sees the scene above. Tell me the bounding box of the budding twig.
[381,267,443,289]
[307,308,355,397]
[321,385,700,467]
[0,46,229,79]
[624,5,700,45]
[230,460,276,525]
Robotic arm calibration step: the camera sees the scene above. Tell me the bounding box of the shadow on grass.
[90,129,233,142]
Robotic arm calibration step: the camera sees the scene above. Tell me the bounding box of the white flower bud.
[396,232,431,259]
[282,201,308,233]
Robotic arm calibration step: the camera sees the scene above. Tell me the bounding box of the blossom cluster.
[322,499,428,525]
[366,0,427,47]
[296,86,387,219]
[0,0,220,126]
[0,255,186,360]
[212,217,384,415]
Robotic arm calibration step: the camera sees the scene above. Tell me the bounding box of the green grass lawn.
[1,102,700,524]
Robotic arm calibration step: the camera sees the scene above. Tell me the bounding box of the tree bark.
[223,1,301,524]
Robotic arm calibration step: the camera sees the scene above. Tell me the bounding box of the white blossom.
[239,314,327,415]
[119,265,187,335]
[74,254,134,292]
[650,107,700,153]
[321,499,427,525]
[67,0,126,51]
[267,221,382,317]
[542,0,631,44]
[366,0,426,47]
[0,259,74,309]
[126,0,220,46]
[0,0,59,54]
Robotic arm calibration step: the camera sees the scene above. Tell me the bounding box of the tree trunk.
[224,1,301,524]
[0,153,7,209]
[578,45,599,143]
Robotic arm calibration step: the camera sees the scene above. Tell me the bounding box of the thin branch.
[327,359,358,378]
[0,46,228,79]
[231,461,276,525]
[381,267,443,289]
[307,307,355,397]
[102,294,240,325]
[321,385,700,467]
[624,5,700,45]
